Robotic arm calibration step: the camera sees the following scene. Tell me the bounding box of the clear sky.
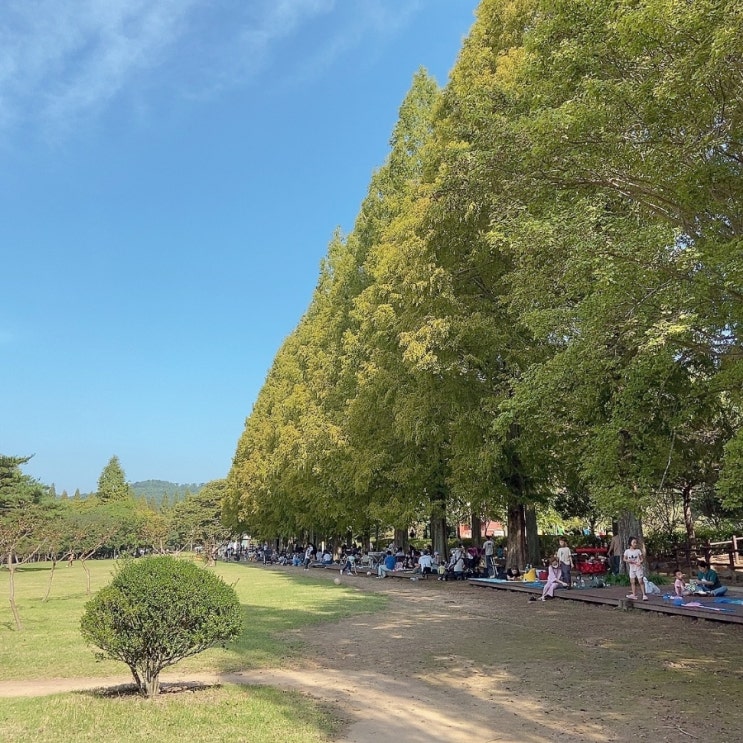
[1,0,478,495]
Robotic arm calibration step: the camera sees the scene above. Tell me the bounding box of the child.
[623,536,648,601]
[673,570,688,597]
[557,537,573,587]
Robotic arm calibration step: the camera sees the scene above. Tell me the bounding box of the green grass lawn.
[0,685,344,743]
[1,558,384,679]
[0,558,385,742]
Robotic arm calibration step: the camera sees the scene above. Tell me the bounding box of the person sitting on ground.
[505,567,521,581]
[695,560,728,596]
[441,551,466,581]
[540,557,568,600]
[377,550,397,578]
[321,549,333,565]
[674,570,689,597]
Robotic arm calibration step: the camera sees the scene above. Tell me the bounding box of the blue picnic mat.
[475,578,544,586]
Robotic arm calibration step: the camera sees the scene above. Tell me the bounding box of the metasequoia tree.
[226,0,741,556]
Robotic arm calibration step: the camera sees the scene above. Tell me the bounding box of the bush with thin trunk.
[80,555,242,697]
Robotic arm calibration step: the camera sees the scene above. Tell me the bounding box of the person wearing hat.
[695,560,728,596]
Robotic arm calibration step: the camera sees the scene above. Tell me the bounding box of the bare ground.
[2,568,742,742]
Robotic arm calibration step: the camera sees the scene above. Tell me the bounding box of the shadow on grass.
[193,564,386,672]
[86,681,216,698]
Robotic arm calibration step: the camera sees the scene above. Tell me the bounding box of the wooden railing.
[671,536,742,571]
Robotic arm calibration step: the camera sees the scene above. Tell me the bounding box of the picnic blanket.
[713,597,743,606]
[660,595,735,613]
[481,578,544,587]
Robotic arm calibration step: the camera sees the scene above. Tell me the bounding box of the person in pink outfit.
[674,570,689,597]
[540,557,568,600]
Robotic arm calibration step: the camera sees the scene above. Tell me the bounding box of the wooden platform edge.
[468,579,743,625]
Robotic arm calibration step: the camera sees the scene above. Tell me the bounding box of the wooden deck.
[469,578,743,625]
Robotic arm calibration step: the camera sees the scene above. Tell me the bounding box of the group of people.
[674,560,728,598]
[254,537,731,604]
[537,535,730,602]
[376,544,475,580]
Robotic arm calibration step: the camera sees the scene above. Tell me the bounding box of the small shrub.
[80,556,242,697]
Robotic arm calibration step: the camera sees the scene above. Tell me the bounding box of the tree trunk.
[43,558,58,602]
[7,551,23,631]
[394,528,408,552]
[143,667,160,698]
[506,502,527,569]
[206,541,217,567]
[429,483,449,560]
[430,515,448,561]
[525,505,540,566]
[471,514,482,548]
[682,483,695,543]
[81,558,92,594]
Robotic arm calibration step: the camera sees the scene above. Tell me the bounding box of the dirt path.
[2,570,742,742]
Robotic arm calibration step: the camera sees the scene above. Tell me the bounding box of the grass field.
[0,685,344,743]
[0,559,385,742]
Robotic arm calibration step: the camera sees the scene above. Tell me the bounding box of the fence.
[673,536,742,571]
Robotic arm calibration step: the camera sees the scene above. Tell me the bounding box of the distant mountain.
[130,479,204,506]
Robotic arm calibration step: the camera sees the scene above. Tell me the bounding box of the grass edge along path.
[0,683,346,743]
[0,559,385,743]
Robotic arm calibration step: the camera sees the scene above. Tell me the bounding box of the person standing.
[483,535,495,577]
[623,536,648,601]
[303,543,315,570]
[557,537,573,587]
[606,533,622,575]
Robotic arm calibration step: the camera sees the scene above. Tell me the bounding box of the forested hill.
[130,480,204,506]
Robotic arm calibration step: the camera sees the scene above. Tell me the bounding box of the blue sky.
[1,0,478,495]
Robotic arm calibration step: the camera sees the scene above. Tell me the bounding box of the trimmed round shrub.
[80,556,242,697]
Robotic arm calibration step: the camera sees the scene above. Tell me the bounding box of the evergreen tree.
[96,456,131,503]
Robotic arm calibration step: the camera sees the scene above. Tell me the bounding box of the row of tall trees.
[227,0,741,564]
